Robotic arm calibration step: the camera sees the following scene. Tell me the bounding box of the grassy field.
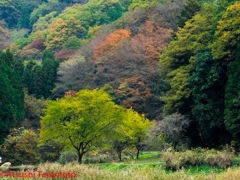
[2,152,240,180]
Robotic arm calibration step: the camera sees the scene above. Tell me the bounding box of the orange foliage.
[115,76,154,114]
[93,29,131,59]
[131,21,172,62]
[64,90,77,98]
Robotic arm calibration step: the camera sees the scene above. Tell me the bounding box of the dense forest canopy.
[1,0,240,165]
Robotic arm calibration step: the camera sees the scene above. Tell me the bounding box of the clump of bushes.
[162,146,235,170]
[0,127,41,166]
[58,150,78,165]
[84,157,106,164]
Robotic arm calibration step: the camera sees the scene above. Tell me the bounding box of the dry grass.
[4,162,240,180]
[162,147,235,170]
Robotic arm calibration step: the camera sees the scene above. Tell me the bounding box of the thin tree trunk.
[117,151,122,161]
[136,149,140,159]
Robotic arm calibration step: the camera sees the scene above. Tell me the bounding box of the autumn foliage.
[93,29,131,59]
[0,128,40,165]
[132,21,172,62]
[30,39,46,52]
[115,76,154,114]
[64,90,77,97]
[54,49,78,62]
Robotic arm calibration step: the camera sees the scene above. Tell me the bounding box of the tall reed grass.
[4,162,240,180]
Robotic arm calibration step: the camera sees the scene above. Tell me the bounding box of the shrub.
[58,150,78,165]
[162,147,235,170]
[84,157,106,164]
[206,152,233,169]
[0,128,40,166]
[39,141,64,163]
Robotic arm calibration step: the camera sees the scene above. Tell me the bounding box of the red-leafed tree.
[93,29,131,59]
[115,76,154,115]
[131,21,172,62]
[30,39,46,52]
[54,49,78,62]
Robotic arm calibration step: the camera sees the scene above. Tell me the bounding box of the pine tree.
[33,65,45,99]
[42,58,56,98]
[42,50,54,64]
[0,50,25,144]
[14,59,24,77]
[0,70,15,144]
[23,60,37,94]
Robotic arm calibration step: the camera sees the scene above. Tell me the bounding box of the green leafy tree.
[211,0,237,40]
[176,0,201,28]
[125,108,152,159]
[211,1,240,60]
[159,5,214,146]
[189,48,230,147]
[17,1,38,29]
[224,42,240,141]
[128,0,151,10]
[64,36,81,49]
[39,89,127,163]
[29,2,52,28]
[45,17,85,51]
[32,11,57,32]
[160,4,214,117]
[0,0,23,27]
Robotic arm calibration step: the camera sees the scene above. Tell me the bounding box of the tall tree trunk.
[77,151,83,164]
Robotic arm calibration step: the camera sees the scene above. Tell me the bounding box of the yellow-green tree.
[159,4,214,116]
[45,17,85,51]
[211,1,240,60]
[39,89,126,163]
[128,0,151,10]
[124,108,152,159]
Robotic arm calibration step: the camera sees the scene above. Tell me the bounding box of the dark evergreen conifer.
[33,65,45,99]
[42,58,56,98]
[14,59,24,77]
[42,50,54,64]
[0,50,25,144]
[224,42,240,141]
[189,48,230,147]
[23,60,37,94]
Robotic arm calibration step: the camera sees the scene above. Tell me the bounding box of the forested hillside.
[1,0,240,168]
